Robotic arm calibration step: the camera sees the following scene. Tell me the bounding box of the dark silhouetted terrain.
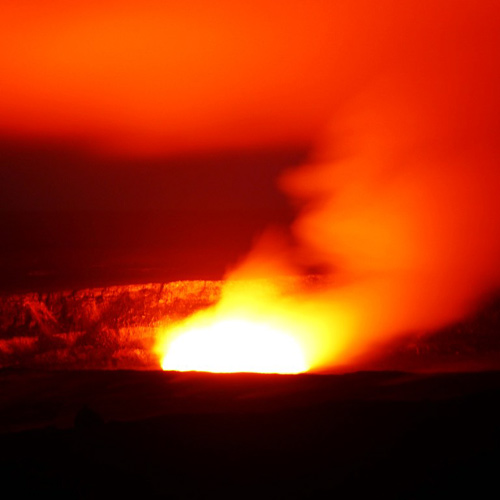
[1,370,499,499]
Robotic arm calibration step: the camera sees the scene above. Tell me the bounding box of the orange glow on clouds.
[7,1,487,155]
[0,0,335,154]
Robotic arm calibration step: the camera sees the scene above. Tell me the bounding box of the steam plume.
[229,2,500,368]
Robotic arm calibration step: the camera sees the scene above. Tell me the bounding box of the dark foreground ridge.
[1,370,499,499]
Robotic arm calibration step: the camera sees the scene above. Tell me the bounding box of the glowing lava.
[156,277,348,374]
[161,318,307,374]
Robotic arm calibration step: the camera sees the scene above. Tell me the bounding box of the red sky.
[0,1,340,154]
[2,1,498,156]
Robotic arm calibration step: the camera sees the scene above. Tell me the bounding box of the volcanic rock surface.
[1,279,500,371]
[0,281,221,370]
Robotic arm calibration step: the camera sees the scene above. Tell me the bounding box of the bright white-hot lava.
[161,318,307,374]
[155,277,346,374]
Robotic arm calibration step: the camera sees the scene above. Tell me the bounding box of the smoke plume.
[227,1,500,368]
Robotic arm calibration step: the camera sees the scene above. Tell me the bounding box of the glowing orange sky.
[5,1,488,155]
[0,1,340,154]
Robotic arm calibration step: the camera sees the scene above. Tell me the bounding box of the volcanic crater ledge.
[1,278,500,371]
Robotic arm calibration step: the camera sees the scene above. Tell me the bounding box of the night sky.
[0,140,309,291]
